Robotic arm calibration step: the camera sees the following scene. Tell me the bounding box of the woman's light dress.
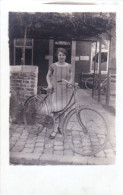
[48,62,73,112]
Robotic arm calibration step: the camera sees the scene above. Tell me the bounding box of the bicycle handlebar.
[40,80,78,94]
[41,87,54,94]
[58,79,78,87]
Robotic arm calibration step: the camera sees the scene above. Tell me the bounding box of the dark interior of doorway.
[53,40,71,64]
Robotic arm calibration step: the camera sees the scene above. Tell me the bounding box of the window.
[14,38,34,65]
[90,40,109,74]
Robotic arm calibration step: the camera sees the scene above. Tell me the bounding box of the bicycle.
[85,74,107,93]
[10,89,24,124]
[23,79,108,156]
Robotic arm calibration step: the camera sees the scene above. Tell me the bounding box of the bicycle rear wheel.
[85,78,98,90]
[10,89,23,124]
[63,106,108,156]
[24,95,49,134]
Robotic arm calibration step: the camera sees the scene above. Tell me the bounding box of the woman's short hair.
[56,48,68,57]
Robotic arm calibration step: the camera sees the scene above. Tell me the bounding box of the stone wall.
[10,65,38,123]
[10,65,38,102]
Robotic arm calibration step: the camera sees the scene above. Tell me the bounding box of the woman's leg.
[58,113,64,134]
[49,113,59,139]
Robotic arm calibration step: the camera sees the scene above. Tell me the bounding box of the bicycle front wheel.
[85,78,98,90]
[24,95,49,134]
[63,107,108,156]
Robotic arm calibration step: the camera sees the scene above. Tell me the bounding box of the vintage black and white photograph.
[9,11,116,165]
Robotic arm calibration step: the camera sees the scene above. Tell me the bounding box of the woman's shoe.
[57,127,62,134]
[49,131,57,139]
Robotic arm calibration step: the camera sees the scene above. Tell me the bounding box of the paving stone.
[54,141,63,146]
[73,153,83,157]
[36,138,45,143]
[87,156,115,165]
[25,126,33,131]
[28,136,37,141]
[64,149,74,155]
[54,150,64,155]
[10,124,19,129]
[33,148,44,153]
[10,140,17,145]
[9,89,116,165]
[12,133,21,137]
[54,145,64,150]
[26,140,36,144]
[72,156,88,165]
[16,127,25,131]
[104,148,114,153]
[73,140,81,144]
[110,141,116,147]
[19,136,29,141]
[95,151,106,158]
[64,143,70,149]
[36,135,45,139]
[43,148,53,154]
[45,143,53,149]
[35,142,44,147]
[38,131,47,136]
[74,144,83,148]
[72,137,81,141]
[25,143,35,148]
[11,145,24,152]
[55,137,64,142]
[21,133,29,137]
[10,136,19,141]
[44,138,54,144]
[90,139,99,143]
[19,137,28,142]
[56,134,63,138]
[104,142,112,149]
[105,153,115,158]
[22,148,34,153]
[104,149,115,158]
[39,132,47,137]
[72,131,80,135]
[15,141,25,146]
[22,129,29,133]
[10,152,41,165]
[10,143,16,150]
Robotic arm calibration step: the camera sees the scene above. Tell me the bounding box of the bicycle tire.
[63,106,108,156]
[10,89,23,123]
[85,78,98,90]
[23,95,49,134]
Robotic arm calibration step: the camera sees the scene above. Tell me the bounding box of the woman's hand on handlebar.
[47,85,54,93]
[58,79,73,88]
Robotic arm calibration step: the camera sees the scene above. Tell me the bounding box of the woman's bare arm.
[46,69,53,88]
[69,71,73,84]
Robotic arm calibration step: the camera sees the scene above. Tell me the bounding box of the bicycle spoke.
[64,107,108,156]
[24,96,49,135]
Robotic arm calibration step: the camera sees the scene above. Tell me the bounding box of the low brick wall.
[10,65,38,123]
[10,65,38,102]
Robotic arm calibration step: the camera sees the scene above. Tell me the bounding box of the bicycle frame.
[100,77,107,87]
[41,80,88,133]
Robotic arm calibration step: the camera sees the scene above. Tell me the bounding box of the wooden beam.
[92,41,97,97]
[71,41,76,82]
[98,39,102,102]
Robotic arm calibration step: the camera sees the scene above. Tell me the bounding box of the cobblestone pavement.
[10,89,116,165]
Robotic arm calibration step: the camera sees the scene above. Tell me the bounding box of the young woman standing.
[46,48,73,139]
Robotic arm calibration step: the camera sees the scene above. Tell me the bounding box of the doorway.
[53,40,71,63]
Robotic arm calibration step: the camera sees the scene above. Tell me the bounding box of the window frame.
[90,40,110,74]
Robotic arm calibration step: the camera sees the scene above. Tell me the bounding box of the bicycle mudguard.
[32,113,54,129]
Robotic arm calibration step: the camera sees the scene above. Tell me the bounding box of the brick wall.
[10,65,38,123]
[10,65,38,102]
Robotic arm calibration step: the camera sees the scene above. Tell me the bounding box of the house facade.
[9,12,116,103]
[10,37,111,86]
